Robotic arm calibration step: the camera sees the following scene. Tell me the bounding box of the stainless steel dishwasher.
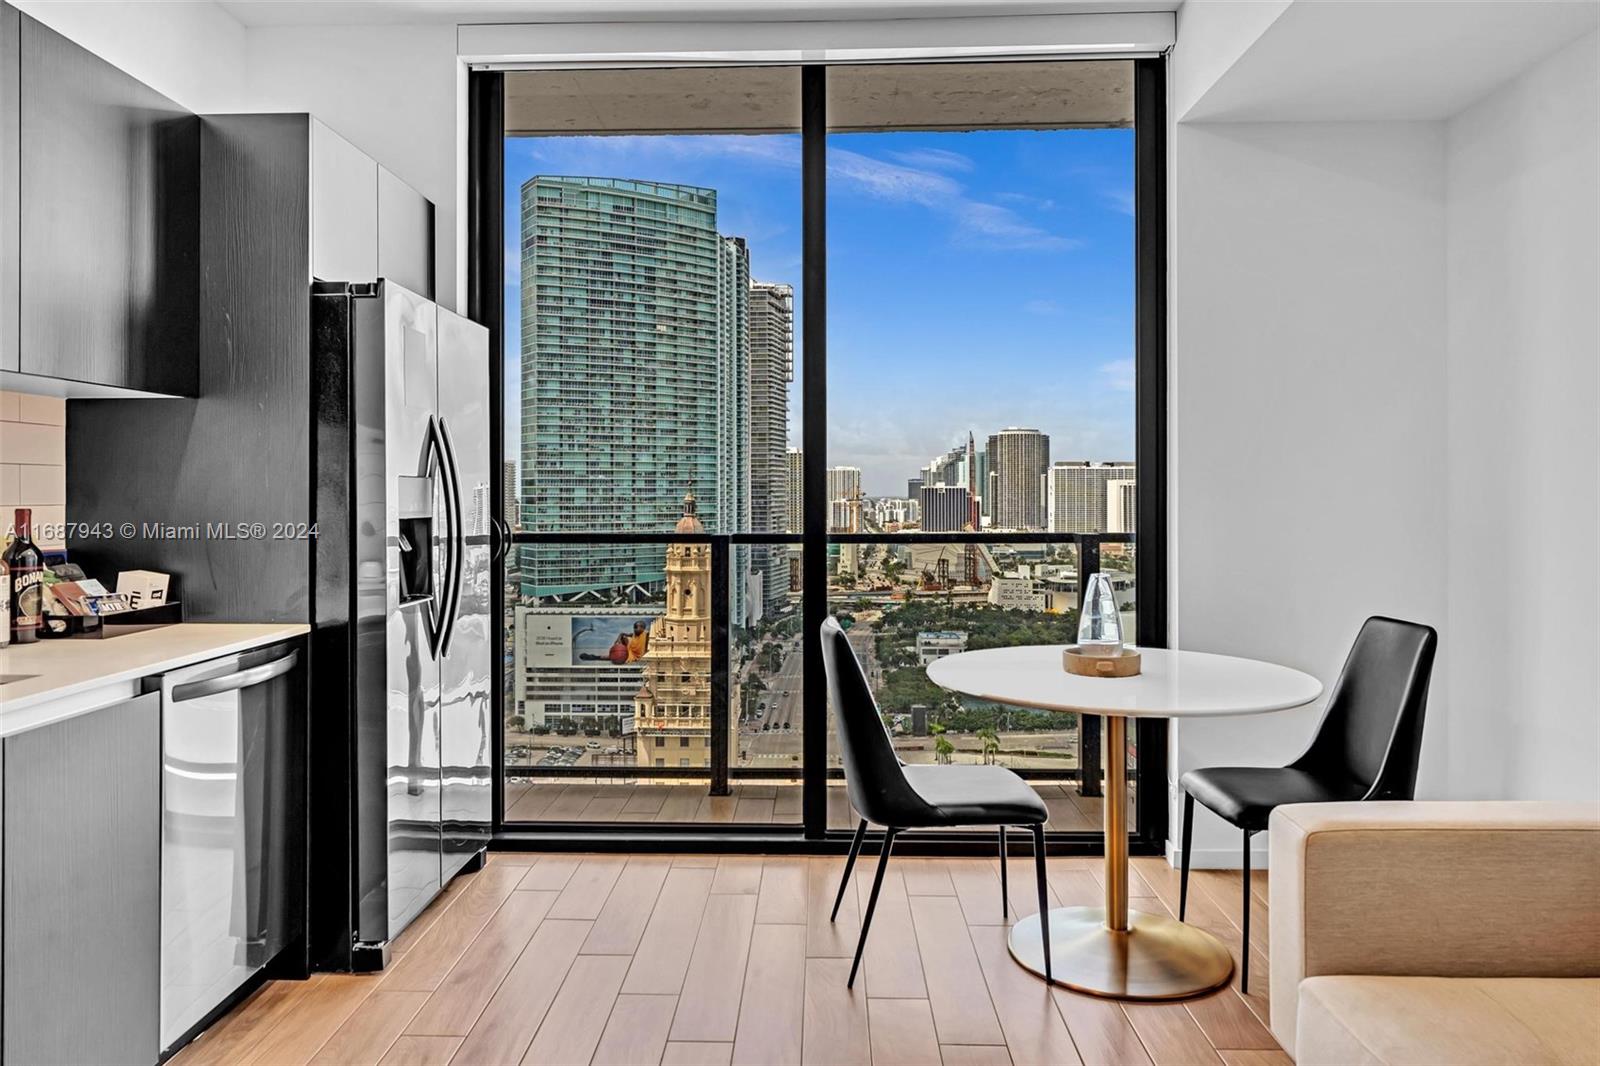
[154,640,305,1052]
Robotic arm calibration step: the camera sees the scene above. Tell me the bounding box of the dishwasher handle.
[170,649,300,702]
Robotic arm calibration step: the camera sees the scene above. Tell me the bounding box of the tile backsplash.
[0,391,67,548]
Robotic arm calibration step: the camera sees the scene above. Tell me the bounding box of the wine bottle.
[5,508,44,645]
[0,535,9,648]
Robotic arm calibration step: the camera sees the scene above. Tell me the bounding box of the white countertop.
[0,623,310,735]
[926,645,1324,718]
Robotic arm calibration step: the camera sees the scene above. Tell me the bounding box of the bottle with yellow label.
[4,509,44,645]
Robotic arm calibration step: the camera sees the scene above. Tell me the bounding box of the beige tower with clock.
[634,493,728,770]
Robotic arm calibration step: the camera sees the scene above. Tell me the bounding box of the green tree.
[977,727,1000,765]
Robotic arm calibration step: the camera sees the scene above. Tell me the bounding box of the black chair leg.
[998,826,1009,919]
[1032,823,1052,983]
[832,819,867,922]
[1241,829,1254,993]
[849,828,897,989]
[1179,791,1194,921]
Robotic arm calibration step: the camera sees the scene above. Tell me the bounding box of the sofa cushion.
[1297,975,1600,1066]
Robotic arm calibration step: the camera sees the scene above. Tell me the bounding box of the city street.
[739,632,803,764]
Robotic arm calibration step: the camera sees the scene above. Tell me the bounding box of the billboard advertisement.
[523,609,659,669]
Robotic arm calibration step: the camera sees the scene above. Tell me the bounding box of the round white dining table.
[926,645,1322,1000]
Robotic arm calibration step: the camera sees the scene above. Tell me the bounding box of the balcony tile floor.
[503,781,1130,833]
[170,853,1280,1066]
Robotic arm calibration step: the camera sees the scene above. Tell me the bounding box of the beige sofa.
[1269,801,1600,1065]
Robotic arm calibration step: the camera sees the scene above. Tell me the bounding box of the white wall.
[11,0,247,112]
[1168,28,1600,865]
[1443,31,1599,805]
[245,24,463,307]
[1171,0,1289,120]
[1167,119,1449,865]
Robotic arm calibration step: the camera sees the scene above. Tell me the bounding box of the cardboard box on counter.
[117,570,170,610]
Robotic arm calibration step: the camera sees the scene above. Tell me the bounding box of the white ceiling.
[1185,0,1600,122]
[215,0,1598,126]
[218,0,1179,28]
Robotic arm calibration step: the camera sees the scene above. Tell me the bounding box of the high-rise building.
[985,428,1050,531]
[513,604,660,731]
[921,442,987,522]
[827,466,862,533]
[921,448,962,491]
[785,448,803,535]
[1046,462,1136,533]
[827,466,862,505]
[502,460,519,530]
[715,237,750,538]
[920,484,971,533]
[868,497,920,527]
[749,282,794,618]
[716,237,752,626]
[634,494,730,768]
[907,476,924,499]
[518,175,726,598]
[1106,477,1137,534]
[972,449,991,522]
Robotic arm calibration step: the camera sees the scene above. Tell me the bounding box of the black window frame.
[468,57,1168,857]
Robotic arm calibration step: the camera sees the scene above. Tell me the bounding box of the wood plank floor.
[503,782,1131,835]
[173,853,1277,1066]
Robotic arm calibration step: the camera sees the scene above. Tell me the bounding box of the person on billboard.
[579,632,631,665]
[627,620,650,662]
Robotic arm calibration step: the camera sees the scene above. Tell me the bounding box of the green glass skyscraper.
[518,176,748,599]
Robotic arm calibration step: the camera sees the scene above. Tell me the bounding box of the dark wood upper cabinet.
[15,11,198,395]
[69,114,435,622]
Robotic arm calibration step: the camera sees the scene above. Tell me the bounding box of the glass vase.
[1077,572,1124,656]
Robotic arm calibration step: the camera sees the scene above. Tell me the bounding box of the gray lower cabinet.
[2,693,161,1066]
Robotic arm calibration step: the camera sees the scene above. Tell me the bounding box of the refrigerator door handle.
[420,414,454,662]
[491,516,510,565]
[435,415,465,658]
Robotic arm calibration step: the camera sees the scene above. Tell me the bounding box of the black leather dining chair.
[1178,615,1437,992]
[821,617,1054,986]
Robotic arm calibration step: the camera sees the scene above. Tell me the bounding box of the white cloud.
[827,147,960,206]
[504,242,521,282]
[1104,187,1135,216]
[1099,359,1135,392]
[955,202,1081,251]
[1024,298,1062,315]
[996,191,1058,212]
[886,146,975,172]
[828,149,1078,253]
[514,134,1079,256]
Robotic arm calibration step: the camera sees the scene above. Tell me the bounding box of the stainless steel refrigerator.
[311,279,492,969]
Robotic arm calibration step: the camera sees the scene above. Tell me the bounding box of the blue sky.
[505,127,1134,497]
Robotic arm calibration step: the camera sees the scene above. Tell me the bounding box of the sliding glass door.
[475,59,1166,851]
[821,61,1144,837]
[497,68,805,829]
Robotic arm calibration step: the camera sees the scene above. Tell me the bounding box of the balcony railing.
[503,529,1136,833]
